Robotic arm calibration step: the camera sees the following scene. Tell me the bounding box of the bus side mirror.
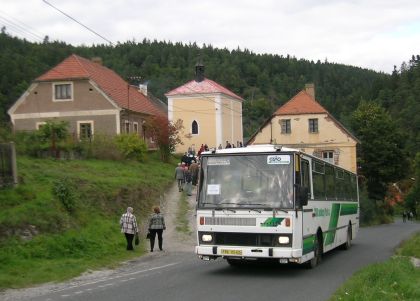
[296,186,309,208]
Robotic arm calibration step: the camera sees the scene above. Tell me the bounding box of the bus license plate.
[221,249,242,256]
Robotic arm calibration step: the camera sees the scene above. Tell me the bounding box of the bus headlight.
[278,236,290,244]
[202,234,213,242]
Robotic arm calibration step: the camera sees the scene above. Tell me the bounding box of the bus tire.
[307,232,322,269]
[341,224,352,250]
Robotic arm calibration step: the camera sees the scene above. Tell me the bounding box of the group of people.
[196,141,245,156]
[402,210,415,222]
[219,140,244,149]
[120,206,166,252]
[175,158,199,195]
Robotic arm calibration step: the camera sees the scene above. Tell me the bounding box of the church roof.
[165,78,243,101]
[36,54,165,117]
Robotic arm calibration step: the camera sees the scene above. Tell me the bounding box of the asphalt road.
[8,219,419,301]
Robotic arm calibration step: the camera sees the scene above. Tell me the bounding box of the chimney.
[305,83,315,98]
[139,83,147,96]
[91,57,103,65]
[195,62,205,82]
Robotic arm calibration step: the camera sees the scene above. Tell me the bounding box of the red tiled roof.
[36,54,165,117]
[274,90,327,115]
[246,89,359,145]
[165,78,243,101]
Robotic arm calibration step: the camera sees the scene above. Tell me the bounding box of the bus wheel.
[341,224,352,250]
[307,233,322,269]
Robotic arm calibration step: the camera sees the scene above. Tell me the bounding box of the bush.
[11,120,71,158]
[114,134,147,161]
[52,178,77,213]
[74,134,123,160]
[0,123,12,142]
[359,185,393,226]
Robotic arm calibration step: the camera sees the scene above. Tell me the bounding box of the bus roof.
[201,144,299,155]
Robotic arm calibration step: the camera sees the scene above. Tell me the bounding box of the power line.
[42,0,114,46]
[0,16,43,42]
[0,10,45,41]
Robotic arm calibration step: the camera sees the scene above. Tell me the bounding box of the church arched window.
[192,120,199,135]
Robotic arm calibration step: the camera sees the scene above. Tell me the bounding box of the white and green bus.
[195,144,359,267]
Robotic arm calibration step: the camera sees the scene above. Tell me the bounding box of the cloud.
[1,0,419,73]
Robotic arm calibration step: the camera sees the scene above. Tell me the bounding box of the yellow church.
[166,63,244,153]
[247,84,359,173]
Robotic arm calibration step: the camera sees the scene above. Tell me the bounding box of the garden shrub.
[52,178,77,213]
[114,134,147,161]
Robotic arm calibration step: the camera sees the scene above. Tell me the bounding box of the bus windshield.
[198,154,294,209]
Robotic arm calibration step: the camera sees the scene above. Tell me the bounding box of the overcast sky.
[1,0,420,73]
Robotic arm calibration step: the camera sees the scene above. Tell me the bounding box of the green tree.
[38,120,69,158]
[351,101,407,200]
[404,152,420,215]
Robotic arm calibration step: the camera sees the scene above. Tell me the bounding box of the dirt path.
[156,181,197,253]
[0,181,197,301]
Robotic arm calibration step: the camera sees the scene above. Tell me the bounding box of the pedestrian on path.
[175,163,185,192]
[189,160,199,186]
[184,168,193,196]
[148,206,166,252]
[120,207,139,251]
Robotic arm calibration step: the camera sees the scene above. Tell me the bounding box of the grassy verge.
[330,232,420,301]
[175,192,192,234]
[0,154,176,289]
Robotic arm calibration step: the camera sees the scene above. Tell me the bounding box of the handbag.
[146,231,151,239]
[134,233,139,245]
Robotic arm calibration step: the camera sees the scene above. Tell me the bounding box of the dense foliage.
[351,102,407,200]
[405,152,420,214]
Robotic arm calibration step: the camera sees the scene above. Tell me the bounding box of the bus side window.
[301,160,311,198]
[312,161,325,200]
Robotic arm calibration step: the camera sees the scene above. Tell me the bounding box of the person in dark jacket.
[148,206,166,252]
[189,160,199,186]
[175,163,185,191]
[184,168,193,196]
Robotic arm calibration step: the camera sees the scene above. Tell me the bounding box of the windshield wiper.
[219,199,237,205]
[235,203,290,214]
[274,208,289,214]
[215,208,236,213]
[200,202,217,206]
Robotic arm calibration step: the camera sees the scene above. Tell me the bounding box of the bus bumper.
[195,245,302,261]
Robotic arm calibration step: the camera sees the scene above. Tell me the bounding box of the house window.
[322,151,334,164]
[124,121,130,133]
[53,82,73,101]
[78,121,93,140]
[309,118,318,133]
[281,119,291,134]
[133,122,139,134]
[191,120,199,135]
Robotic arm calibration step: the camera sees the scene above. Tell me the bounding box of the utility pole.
[126,76,142,134]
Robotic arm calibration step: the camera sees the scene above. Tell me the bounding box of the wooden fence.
[0,142,18,187]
